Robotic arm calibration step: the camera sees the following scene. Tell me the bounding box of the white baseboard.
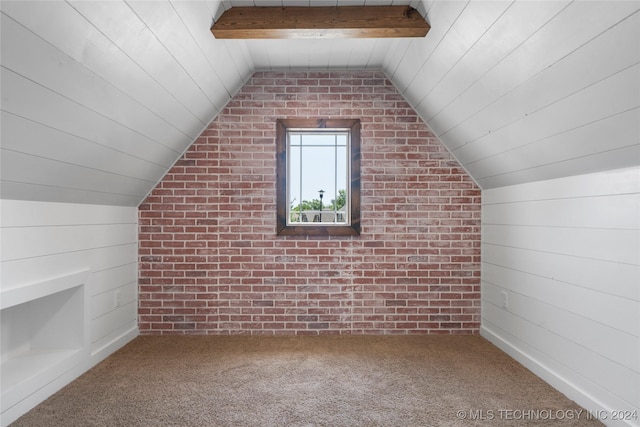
[1,356,88,427]
[481,325,639,427]
[91,326,139,366]
[1,327,139,427]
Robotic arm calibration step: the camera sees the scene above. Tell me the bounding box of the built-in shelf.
[1,269,89,423]
[1,349,85,411]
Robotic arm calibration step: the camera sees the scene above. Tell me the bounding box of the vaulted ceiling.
[1,1,638,206]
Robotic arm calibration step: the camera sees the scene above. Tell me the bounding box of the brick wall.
[138,71,481,335]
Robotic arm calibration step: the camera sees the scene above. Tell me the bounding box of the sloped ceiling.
[1,1,638,206]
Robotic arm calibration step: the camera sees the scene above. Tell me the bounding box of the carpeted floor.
[12,335,602,426]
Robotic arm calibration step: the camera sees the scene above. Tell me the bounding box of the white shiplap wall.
[387,0,640,189]
[0,200,138,425]
[2,1,638,202]
[0,0,252,206]
[481,167,640,426]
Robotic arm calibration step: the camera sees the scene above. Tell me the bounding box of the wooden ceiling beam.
[211,6,430,39]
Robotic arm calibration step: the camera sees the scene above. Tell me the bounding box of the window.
[276,119,360,236]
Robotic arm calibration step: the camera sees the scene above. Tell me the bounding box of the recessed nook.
[1,270,89,419]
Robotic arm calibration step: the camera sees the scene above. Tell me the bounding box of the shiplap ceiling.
[1,0,638,206]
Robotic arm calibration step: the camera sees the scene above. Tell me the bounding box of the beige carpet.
[12,335,601,426]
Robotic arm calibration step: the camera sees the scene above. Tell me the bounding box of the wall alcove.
[1,269,89,421]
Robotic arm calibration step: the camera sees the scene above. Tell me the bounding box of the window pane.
[276,119,360,235]
[289,142,347,224]
[289,145,301,212]
[300,146,335,203]
[335,145,348,214]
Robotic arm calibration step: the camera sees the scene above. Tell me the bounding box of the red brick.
[138,71,481,336]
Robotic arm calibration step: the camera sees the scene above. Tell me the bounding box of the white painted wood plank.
[482,194,639,230]
[308,41,340,69]
[482,224,638,265]
[128,1,232,111]
[458,46,640,177]
[433,1,639,141]
[483,281,638,373]
[67,0,216,124]
[381,39,411,78]
[389,0,469,93]
[418,1,570,121]
[402,0,513,107]
[0,182,143,207]
[91,302,137,343]
[115,283,137,311]
[225,0,255,8]
[345,39,373,70]
[468,108,640,182]
[1,112,167,183]
[251,0,282,6]
[0,269,90,310]
[1,224,138,262]
[91,283,137,320]
[246,39,400,70]
[391,38,434,96]
[1,245,138,290]
[92,292,119,323]
[90,320,137,359]
[281,0,311,6]
[88,246,139,275]
[205,0,227,21]
[226,39,255,81]
[482,244,639,302]
[477,145,640,189]
[1,13,193,153]
[364,0,393,6]
[1,150,153,199]
[1,69,179,167]
[0,1,205,139]
[483,265,639,338]
[409,0,431,17]
[187,1,253,86]
[0,200,136,227]
[91,264,138,296]
[363,39,393,69]
[445,9,640,152]
[454,64,640,165]
[482,167,640,203]
[328,39,355,70]
[247,40,273,70]
[482,304,640,411]
[268,40,296,69]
